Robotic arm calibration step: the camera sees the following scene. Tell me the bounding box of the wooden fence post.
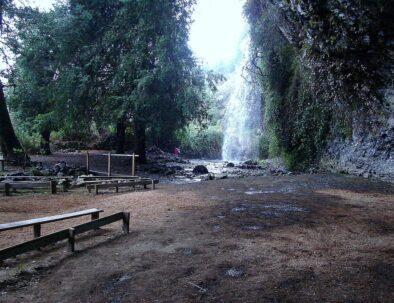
[68,228,75,252]
[132,153,135,176]
[131,153,139,176]
[108,153,112,176]
[86,151,90,174]
[122,212,130,234]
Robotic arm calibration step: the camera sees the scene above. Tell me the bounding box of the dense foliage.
[6,0,211,162]
[245,0,393,170]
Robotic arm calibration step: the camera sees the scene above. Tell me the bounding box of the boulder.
[226,162,235,168]
[193,165,209,174]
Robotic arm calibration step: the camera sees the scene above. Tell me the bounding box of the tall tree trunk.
[0,81,27,162]
[40,129,51,155]
[115,120,126,154]
[134,121,147,164]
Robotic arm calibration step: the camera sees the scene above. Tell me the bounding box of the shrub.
[176,124,223,159]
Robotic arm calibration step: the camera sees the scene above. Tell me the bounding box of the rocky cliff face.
[264,0,393,181]
[323,89,393,181]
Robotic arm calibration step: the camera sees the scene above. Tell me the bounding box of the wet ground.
[0,173,393,302]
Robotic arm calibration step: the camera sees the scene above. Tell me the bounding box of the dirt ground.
[0,173,393,302]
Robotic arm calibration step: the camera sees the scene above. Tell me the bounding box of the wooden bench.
[86,179,158,194]
[0,212,130,261]
[0,180,70,196]
[0,208,103,238]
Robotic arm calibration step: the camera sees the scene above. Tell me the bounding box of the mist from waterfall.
[221,37,262,162]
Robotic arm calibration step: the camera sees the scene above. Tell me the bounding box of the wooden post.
[91,212,99,221]
[68,228,75,253]
[131,153,139,176]
[122,212,130,234]
[108,153,112,176]
[50,181,57,194]
[86,151,90,174]
[33,224,41,238]
[4,183,10,196]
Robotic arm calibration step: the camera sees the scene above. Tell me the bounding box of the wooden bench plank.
[86,179,158,190]
[2,176,72,180]
[0,229,69,261]
[72,212,124,235]
[80,176,140,180]
[3,181,51,189]
[0,208,103,232]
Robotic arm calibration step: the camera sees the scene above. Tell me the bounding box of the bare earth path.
[0,174,393,302]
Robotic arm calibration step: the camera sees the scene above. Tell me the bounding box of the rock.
[226,162,235,168]
[168,165,183,171]
[193,165,209,175]
[243,160,258,166]
[147,146,165,156]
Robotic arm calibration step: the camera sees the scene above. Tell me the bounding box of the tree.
[0,0,26,161]
[8,0,209,163]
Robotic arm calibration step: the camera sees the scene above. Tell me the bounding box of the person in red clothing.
[174,147,180,157]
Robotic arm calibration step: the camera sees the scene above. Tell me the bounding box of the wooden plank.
[2,176,72,180]
[72,212,124,235]
[83,179,139,185]
[86,179,158,191]
[100,153,135,157]
[0,229,69,261]
[2,181,50,190]
[0,208,103,232]
[81,176,140,180]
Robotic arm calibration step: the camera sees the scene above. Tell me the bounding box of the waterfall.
[221,37,262,161]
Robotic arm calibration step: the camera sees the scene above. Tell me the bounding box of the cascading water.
[221,37,262,161]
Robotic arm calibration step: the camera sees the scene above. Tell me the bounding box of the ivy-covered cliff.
[246,0,393,181]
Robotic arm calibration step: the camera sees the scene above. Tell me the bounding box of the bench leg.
[91,212,100,221]
[4,183,11,196]
[68,228,75,252]
[50,181,57,194]
[95,185,99,195]
[33,224,41,238]
[152,180,156,190]
[122,212,130,234]
[88,187,91,193]
[1,161,4,172]
[115,186,119,193]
